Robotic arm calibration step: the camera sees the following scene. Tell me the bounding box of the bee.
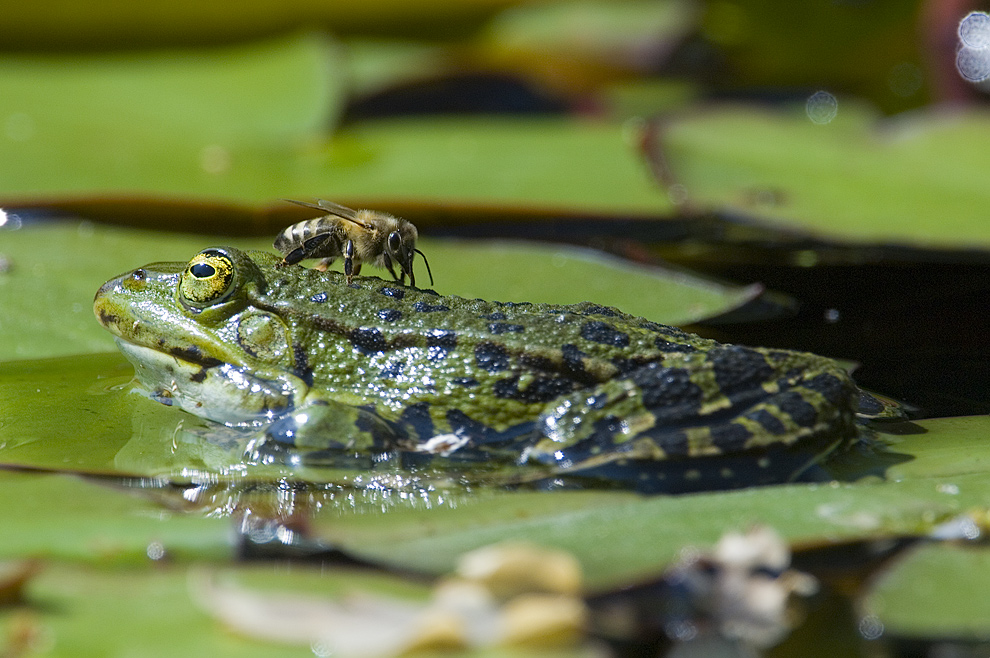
[274,199,433,287]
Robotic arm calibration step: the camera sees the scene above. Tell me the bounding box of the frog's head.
[94,247,301,423]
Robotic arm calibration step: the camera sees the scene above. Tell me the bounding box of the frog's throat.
[114,339,304,426]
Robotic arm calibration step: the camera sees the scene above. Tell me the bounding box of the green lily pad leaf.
[5,559,592,658]
[0,33,673,217]
[0,32,341,203]
[859,542,990,640]
[0,221,752,361]
[297,117,673,214]
[313,467,990,590]
[875,416,990,482]
[3,562,386,657]
[659,105,990,249]
[0,471,229,564]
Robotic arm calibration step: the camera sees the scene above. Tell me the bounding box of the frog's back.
[254,256,715,379]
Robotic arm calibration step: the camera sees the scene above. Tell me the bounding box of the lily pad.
[0,32,341,204]
[879,415,990,481]
[0,31,673,217]
[658,105,990,249]
[295,116,673,214]
[3,557,598,657]
[313,469,990,590]
[0,221,753,361]
[2,562,410,658]
[420,239,760,324]
[859,542,990,640]
[0,471,229,564]
[342,38,452,97]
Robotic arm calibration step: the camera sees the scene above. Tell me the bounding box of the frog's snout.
[93,275,126,332]
[94,277,114,303]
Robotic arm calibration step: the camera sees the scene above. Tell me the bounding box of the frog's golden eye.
[179,250,235,306]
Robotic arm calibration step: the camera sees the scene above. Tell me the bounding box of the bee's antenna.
[414,249,434,287]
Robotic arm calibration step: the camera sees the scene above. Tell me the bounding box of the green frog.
[94,246,861,491]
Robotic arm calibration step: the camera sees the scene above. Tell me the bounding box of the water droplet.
[805,91,838,125]
[858,614,884,640]
[146,541,166,560]
[959,11,990,50]
[664,619,698,641]
[956,46,990,82]
[824,308,841,324]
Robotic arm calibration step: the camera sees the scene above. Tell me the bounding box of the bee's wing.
[314,199,358,217]
[283,199,374,230]
[283,199,328,213]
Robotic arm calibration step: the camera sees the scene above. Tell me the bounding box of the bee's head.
[384,222,432,288]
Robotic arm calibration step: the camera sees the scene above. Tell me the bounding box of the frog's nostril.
[94,279,115,302]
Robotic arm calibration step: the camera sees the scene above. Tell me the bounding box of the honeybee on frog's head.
[274,199,433,287]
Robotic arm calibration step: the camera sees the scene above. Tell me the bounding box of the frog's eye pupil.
[388,231,401,252]
[191,263,216,278]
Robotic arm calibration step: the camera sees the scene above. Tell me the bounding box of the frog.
[94,246,861,491]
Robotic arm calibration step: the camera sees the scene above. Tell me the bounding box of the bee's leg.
[382,253,401,283]
[343,239,356,283]
[301,234,332,260]
[276,247,306,269]
[313,258,333,272]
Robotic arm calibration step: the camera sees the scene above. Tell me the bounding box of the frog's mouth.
[113,339,298,426]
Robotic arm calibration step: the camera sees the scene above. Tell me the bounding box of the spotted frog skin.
[94,247,859,487]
